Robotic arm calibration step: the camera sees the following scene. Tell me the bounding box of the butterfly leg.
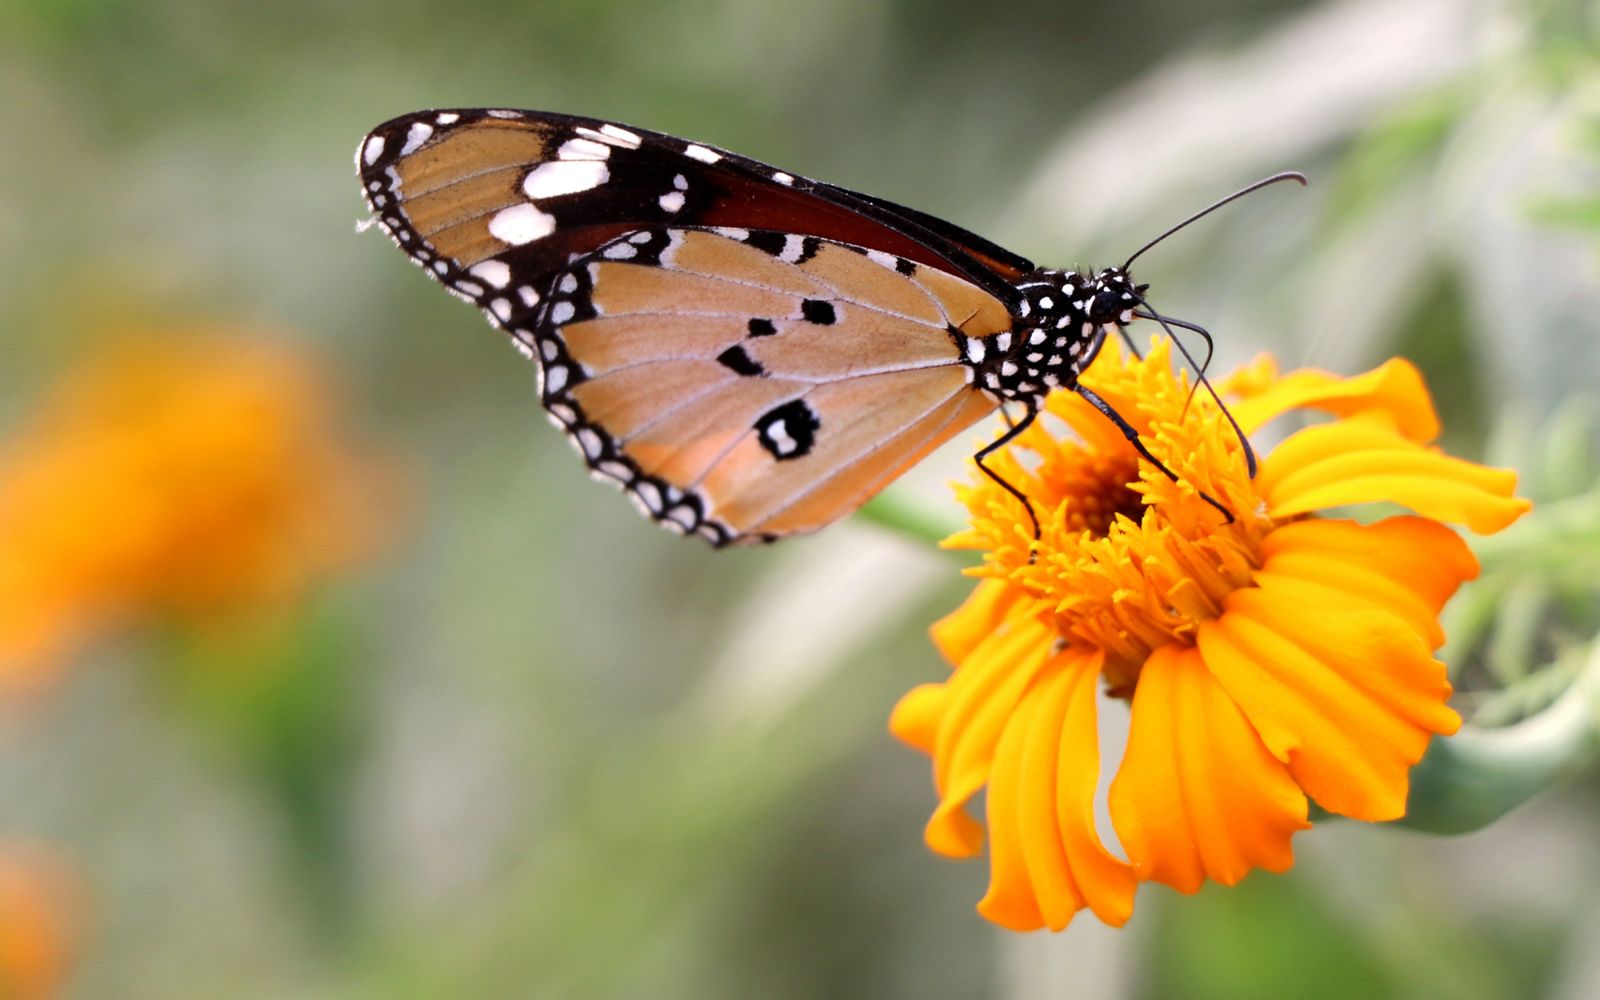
[974,402,1042,540]
[1073,384,1235,525]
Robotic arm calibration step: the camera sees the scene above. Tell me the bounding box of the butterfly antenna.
[1122,171,1307,271]
[1132,297,1257,480]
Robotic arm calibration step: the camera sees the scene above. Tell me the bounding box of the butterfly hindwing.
[536,227,1009,544]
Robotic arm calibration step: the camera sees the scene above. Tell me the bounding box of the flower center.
[950,342,1273,695]
[1059,451,1143,538]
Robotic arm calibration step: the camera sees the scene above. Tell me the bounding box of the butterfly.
[356,108,1302,546]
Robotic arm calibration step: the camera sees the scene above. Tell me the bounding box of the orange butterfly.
[357,109,1300,545]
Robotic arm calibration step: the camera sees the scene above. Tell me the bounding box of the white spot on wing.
[550,301,576,324]
[766,419,797,456]
[866,249,898,270]
[635,481,663,513]
[362,135,385,165]
[599,123,643,147]
[489,298,512,322]
[488,203,556,245]
[520,286,541,308]
[558,137,611,161]
[436,112,460,125]
[602,242,637,260]
[523,160,609,199]
[684,143,721,163]
[546,365,569,392]
[400,121,433,156]
[667,505,697,529]
[772,171,795,186]
[486,109,521,119]
[577,427,603,459]
[469,260,511,288]
[778,235,807,263]
[659,191,685,213]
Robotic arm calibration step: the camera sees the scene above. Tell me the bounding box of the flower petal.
[1228,357,1439,441]
[929,578,1029,666]
[1259,414,1530,534]
[1253,517,1478,649]
[979,647,1136,930]
[1198,586,1460,821]
[889,683,949,756]
[1109,645,1308,894]
[899,610,1057,857]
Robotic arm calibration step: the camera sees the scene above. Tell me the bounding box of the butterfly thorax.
[966,266,1143,404]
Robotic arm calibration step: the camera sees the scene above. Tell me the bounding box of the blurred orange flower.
[0,847,83,1000]
[0,331,398,695]
[891,339,1531,930]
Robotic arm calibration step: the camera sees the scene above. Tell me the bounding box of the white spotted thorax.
[961,266,1145,401]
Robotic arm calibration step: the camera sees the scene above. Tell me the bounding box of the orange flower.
[0,331,398,694]
[891,338,1530,930]
[0,847,83,1000]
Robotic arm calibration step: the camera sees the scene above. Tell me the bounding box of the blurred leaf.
[158,593,371,946]
[1140,876,1389,1000]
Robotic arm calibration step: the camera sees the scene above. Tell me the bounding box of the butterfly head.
[1087,266,1146,328]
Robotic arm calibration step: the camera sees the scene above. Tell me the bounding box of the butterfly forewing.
[358,108,1025,544]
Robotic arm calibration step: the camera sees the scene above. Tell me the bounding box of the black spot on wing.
[747,317,777,337]
[755,399,820,461]
[743,230,788,256]
[716,345,766,376]
[800,299,836,325]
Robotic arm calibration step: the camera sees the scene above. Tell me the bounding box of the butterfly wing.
[357,109,1021,544]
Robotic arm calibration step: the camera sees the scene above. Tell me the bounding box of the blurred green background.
[1,0,1597,997]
